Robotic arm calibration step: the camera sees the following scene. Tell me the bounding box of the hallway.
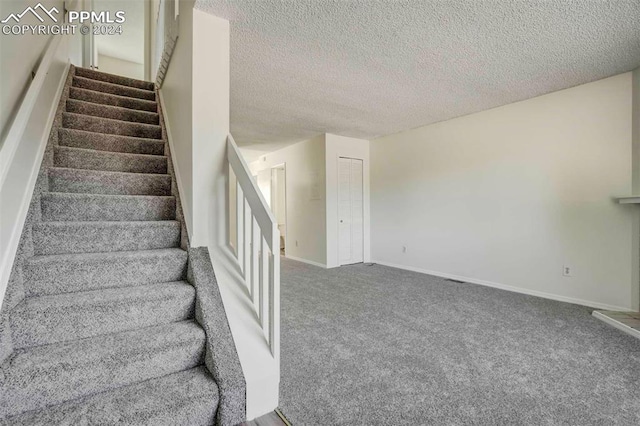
[278,259,640,425]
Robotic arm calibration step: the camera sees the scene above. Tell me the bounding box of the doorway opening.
[271,165,287,256]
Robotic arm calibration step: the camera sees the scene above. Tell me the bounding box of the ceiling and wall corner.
[195,0,640,154]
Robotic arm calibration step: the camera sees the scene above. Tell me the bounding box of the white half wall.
[371,73,636,311]
[325,134,371,268]
[250,135,327,266]
[191,9,230,248]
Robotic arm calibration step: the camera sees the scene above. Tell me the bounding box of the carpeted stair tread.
[54,146,167,174]
[66,99,160,125]
[23,248,188,297]
[69,86,158,113]
[6,366,218,426]
[72,76,156,101]
[63,112,162,139]
[59,128,164,155]
[41,192,176,222]
[49,167,171,196]
[75,67,156,91]
[1,321,205,417]
[32,220,181,255]
[10,281,196,348]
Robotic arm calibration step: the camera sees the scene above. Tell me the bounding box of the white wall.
[371,73,635,311]
[97,54,143,80]
[632,67,640,309]
[0,0,64,142]
[325,134,371,268]
[191,9,230,248]
[94,0,145,79]
[160,0,193,236]
[0,34,69,310]
[161,3,230,248]
[250,135,327,266]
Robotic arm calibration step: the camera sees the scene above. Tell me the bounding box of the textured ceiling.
[196,0,640,153]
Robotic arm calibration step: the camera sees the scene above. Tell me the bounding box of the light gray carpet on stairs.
[1,66,245,425]
[278,258,640,425]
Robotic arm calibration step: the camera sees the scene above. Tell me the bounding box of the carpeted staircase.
[0,67,242,424]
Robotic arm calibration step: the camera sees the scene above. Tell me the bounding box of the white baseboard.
[592,311,640,339]
[372,259,631,312]
[285,255,327,268]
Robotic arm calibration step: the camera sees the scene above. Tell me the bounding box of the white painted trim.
[157,88,191,239]
[592,311,640,340]
[0,36,63,188]
[228,135,278,247]
[372,260,631,312]
[0,56,70,309]
[285,255,327,269]
[617,196,640,204]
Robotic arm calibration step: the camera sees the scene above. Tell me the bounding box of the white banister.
[227,135,280,359]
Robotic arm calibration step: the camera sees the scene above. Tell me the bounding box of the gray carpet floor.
[278,258,640,425]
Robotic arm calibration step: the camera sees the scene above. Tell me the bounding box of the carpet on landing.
[278,258,640,425]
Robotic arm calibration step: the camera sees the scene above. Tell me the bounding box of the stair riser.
[49,168,172,196]
[67,99,159,125]
[1,323,204,417]
[69,87,157,112]
[32,222,181,255]
[59,128,165,156]
[11,284,196,348]
[63,113,162,139]
[73,76,156,101]
[41,194,176,222]
[75,67,155,91]
[54,147,167,174]
[24,250,188,297]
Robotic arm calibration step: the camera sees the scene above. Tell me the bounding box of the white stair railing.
[227,135,280,361]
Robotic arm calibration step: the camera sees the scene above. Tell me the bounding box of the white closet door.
[338,158,352,264]
[350,159,364,263]
[338,157,364,265]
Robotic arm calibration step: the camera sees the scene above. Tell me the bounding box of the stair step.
[1,321,205,417]
[49,167,171,196]
[73,76,156,101]
[10,281,196,348]
[75,67,156,91]
[23,248,188,297]
[32,220,181,255]
[41,192,176,222]
[69,86,158,113]
[63,112,162,139]
[67,99,159,125]
[54,146,167,174]
[6,366,218,426]
[59,128,165,155]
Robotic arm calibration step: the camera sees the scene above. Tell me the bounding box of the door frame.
[270,163,287,256]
